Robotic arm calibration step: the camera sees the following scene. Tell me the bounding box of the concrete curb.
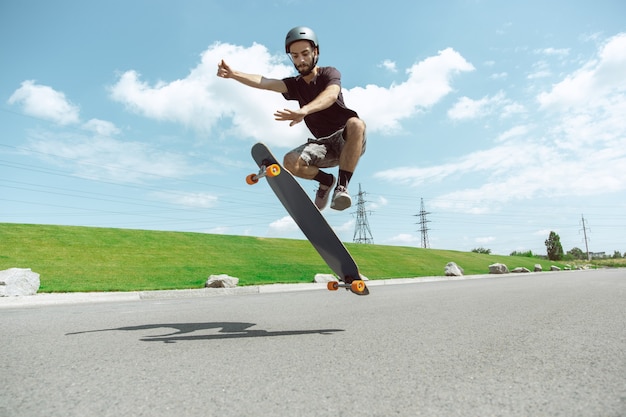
[0,272,541,308]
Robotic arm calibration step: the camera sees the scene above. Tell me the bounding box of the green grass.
[592,257,626,268]
[1,223,569,293]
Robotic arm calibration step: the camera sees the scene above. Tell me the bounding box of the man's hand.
[217,60,233,78]
[274,108,307,127]
[274,84,339,126]
[216,60,287,93]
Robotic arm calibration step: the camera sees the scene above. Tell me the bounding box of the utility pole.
[353,184,374,244]
[416,198,431,249]
[581,214,590,260]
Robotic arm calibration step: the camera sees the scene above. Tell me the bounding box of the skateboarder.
[217,26,366,211]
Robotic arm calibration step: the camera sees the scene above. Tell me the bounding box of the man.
[217,26,366,211]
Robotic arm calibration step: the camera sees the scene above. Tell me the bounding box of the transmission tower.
[353,183,374,244]
[415,198,431,249]
[580,214,591,260]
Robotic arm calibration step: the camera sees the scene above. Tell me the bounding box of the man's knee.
[345,117,366,140]
[347,117,365,130]
[283,151,299,172]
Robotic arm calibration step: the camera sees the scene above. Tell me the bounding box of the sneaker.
[314,176,335,210]
[330,186,352,211]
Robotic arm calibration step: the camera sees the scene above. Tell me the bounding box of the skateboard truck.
[246,163,281,185]
[327,278,367,294]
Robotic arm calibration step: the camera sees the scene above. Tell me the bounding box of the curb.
[0,272,533,308]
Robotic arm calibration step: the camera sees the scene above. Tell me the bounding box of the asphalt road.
[1,269,625,417]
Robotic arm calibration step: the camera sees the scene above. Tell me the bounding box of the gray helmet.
[284,26,319,53]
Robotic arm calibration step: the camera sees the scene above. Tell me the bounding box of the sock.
[313,170,334,187]
[338,169,353,188]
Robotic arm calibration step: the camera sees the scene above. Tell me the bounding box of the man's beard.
[296,61,315,76]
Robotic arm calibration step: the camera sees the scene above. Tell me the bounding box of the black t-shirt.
[282,66,359,138]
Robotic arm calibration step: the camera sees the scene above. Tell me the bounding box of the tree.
[510,250,534,257]
[471,247,491,254]
[545,231,564,261]
[567,247,585,260]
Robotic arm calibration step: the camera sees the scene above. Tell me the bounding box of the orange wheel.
[327,281,339,291]
[266,164,281,177]
[246,174,258,185]
[351,280,365,293]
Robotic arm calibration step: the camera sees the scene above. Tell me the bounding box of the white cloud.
[383,124,626,214]
[367,195,388,211]
[268,215,298,234]
[495,125,530,142]
[208,226,230,234]
[109,42,307,148]
[8,80,80,125]
[384,233,419,245]
[82,119,121,137]
[534,47,570,57]
[527,70,552,80]
[347,48,475,133]
[537,33,626,110]
[379,59,398,73]
[490,72,508,80]
[527,59,552,79]
[27,133,194,183]
[376,32,626,214]
[475,236,496,244]
[8,80,198,186]
[152,191,218,208]
[534,229,553,236]
[267,215,352,237]
[333,219,355,234]
[447,91,524,120]
[108,44,473,144]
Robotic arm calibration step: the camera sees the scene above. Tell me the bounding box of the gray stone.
[314,274,337,283]
[534,264,543,272]
[511,267,531,273]
[488,263,509,274]
[0,268,40,296]
[444,262,464,276]
[550,265,561,271]
[205,274,239,288]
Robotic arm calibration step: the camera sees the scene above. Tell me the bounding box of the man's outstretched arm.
[217,60,287,93]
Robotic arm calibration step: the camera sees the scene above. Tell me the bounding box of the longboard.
[247,142,368,295]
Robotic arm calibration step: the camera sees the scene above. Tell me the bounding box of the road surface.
[1,269,625,416]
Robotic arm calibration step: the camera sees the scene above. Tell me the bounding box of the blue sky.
[2,0,625,256]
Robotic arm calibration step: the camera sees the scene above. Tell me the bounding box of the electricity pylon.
[353,184,374,244]
[416,198,430,249]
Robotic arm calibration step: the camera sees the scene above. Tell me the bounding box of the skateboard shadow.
[66,322,344,344]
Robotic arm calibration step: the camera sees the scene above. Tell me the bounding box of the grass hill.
[1,223,567,293]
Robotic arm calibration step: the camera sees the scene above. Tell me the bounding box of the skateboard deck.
[248,142,369,295]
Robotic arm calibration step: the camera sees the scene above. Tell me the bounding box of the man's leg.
[338,117,366,175]
[331,117,366,210]
[283,151,318,179]
[284,144,336,210]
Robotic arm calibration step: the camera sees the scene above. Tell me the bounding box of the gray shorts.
[288,128,367,168]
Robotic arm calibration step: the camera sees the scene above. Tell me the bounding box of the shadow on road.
[66,322,344,343]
